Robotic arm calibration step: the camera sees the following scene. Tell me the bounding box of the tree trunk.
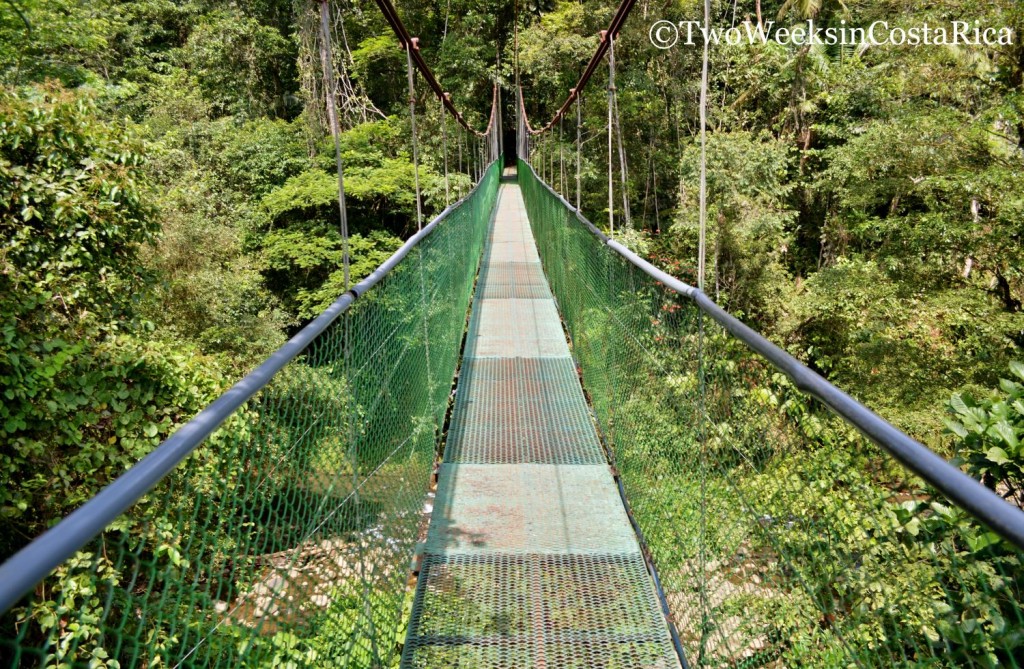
[994,271,1021,313]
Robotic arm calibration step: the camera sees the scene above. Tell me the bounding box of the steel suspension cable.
[313,10,376,649]
[545,136,549,182]
[523,0,640,134]
[318,1,351,291]
[575,91,581,210]
[491,65,499,158]
[696,2,713,650]
[540,135,545,181]
[611,68,631,229]
[538,135,543,179]
[549,132,555,188]
[458,125,464,195]
[404,38,438,498]
[441,95,450,204]
[405,41,424,230]
[372,0,485,136]
[607,32,616,237]
[559,116,565,197]
[698,0,710,290]
[317,6,374,655]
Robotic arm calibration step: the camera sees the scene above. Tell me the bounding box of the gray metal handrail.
[0,159,501,615]
[518,158,1024,551]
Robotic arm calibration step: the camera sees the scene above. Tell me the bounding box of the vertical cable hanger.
[545,135,550,182]
[550,131,555,189]
[318,3,376,661]
[575,89,582,210]
[514,0,521,164]
[437,2,452,205]
[539,134,543,178]
[606,30,615,237]
[539,133,543,181]
[698,0,710,291]
[559,115,565,197]
[544,135,548,181]
[405,38,424,230]
[612,62,631,229]
[402,37,437,494]
[492,84,500,163]
[540,135,544,181]
[459,125,465,195]
[318,0,350,291]
[494,63,503,161]
[440,94,450,205]
[696,0,712,659]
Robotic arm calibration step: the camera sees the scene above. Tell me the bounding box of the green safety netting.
[0,160,499,668]
[519,159,1024,669]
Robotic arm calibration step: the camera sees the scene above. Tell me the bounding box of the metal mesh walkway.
[401,171,680,668]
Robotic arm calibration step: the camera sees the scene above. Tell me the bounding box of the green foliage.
[262,120,444,234]
[203,117,310,198]
[516,1,599,96]
[0,87,231,557]
[141,166,290,362]
[947,362,1024,507]
[250,118,448,317]
[0,0,115,85]
[783,257,1022,437]
[261,168,338,222]
[669,130,797,323]
[309,581,409,669]
[176,7,296,118]
[261,227,402,318]
[0,86,154,327]
[139,114,298,364]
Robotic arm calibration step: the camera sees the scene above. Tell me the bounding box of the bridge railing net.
[519,160,1024,668]
[0,160,499,669]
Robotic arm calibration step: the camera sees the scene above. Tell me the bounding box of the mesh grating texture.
[463,299,569,358]
[425,464,640,554]
[479,262,547,286]
[402,180,680,668]
[480,262,552,299]
[403,554,678,669]
[445,358,605,464]
[480,282,552,299]
[484,241,541,264]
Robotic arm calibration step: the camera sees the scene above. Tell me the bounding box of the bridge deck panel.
[402,179,679,669]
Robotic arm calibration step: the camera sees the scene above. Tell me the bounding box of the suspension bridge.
[2,0,1024,667]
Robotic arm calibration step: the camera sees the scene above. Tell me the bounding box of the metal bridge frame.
[3,157,1023,619]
